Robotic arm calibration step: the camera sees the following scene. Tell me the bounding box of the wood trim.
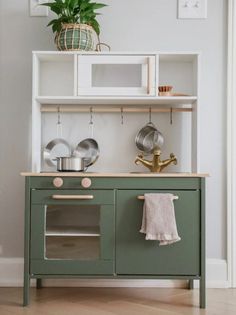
[137,195,179,200]
[20,172,209,178]
[40,105,192,114]
[227,0,236,288]
[52,194,94,200]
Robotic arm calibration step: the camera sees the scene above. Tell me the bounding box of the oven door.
[30,190,115,275]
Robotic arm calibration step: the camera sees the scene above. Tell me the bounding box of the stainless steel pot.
[54,157,87,172]
[135,122,164,154]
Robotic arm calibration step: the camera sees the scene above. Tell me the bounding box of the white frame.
[77,55,156,96]
[32,51,200,173]
[227,0,236,288]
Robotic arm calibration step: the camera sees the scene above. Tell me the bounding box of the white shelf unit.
[32,51,200,173]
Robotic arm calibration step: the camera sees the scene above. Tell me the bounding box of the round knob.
[81,178,92,188]
[53,177,64,188]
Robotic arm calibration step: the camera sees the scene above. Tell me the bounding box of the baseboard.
[205,259,229,288]
[0,258,229,288]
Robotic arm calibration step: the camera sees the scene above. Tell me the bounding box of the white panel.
[178,0,207,19]
[77,55,156,96]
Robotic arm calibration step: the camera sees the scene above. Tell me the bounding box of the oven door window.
[45,205,100,260]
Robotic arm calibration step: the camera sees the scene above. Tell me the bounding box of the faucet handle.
[170,153,177,165]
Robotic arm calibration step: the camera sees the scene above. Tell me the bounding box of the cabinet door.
[116,190,200,275]
[30,190,115,275]
[77,55,156,96]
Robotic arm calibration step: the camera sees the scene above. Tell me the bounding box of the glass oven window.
[45,205,100,260]
[92,64,142,87]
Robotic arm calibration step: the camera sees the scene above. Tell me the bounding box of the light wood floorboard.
[0,287,236,315]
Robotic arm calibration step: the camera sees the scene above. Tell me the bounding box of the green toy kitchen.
[22,51,208,308]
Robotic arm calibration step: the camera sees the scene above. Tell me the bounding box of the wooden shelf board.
[36,96,197,106]
[21,172,209,178]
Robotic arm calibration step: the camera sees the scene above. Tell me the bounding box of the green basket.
[55,24,96,51]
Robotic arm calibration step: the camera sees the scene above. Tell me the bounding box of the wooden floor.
[0,287,236,315]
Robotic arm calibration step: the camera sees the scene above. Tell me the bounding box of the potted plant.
[41,0,107,51]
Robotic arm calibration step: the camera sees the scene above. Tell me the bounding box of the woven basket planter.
[55,23,96,51]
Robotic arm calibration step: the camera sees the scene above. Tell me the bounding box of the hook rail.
[41,105,192,114]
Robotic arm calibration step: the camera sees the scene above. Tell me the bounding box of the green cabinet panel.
[24,176,205,308]
[31,260,114,275]
[116,189,200,275]
[29,177,201,190]
[30,203,115,275]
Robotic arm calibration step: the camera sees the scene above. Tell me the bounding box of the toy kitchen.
[21,51,208,308]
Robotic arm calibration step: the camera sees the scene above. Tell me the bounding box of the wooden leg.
[188,279,194,290]
[23,274,30,307]
[36,279,42,289]
[200,277,206,309]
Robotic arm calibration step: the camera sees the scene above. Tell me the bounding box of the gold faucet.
[135,150,177,173]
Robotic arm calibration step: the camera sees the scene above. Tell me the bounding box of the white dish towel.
[140,193,181,246]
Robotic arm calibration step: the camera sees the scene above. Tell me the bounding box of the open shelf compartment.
[36,54,75,97]
[158,54,199,97]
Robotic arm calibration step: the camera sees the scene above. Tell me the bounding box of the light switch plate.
[178,0,207,19]
[30,0,48,17]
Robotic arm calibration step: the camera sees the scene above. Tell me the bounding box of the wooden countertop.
[21,172,209,178]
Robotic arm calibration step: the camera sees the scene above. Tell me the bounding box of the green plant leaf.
[91,3,107,10]
[89,18,100,35]
[41,0,107,35]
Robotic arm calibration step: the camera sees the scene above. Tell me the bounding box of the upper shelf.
[36,96,197,106]
[34,51,199,105]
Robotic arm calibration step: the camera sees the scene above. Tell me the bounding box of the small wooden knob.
[53,177,64,188]
[81,178,92,188]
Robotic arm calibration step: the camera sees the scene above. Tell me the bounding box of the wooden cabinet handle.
[147,57,151,95]
[137,195,179,200]
[52,195,94,200]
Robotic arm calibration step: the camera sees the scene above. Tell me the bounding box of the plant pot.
[55,23,96,51]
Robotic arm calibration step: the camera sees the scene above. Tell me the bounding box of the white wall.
[0,0,226,267]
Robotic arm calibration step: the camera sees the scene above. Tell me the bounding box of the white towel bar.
[137,195,179,200]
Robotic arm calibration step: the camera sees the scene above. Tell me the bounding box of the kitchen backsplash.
[41,112,191,173]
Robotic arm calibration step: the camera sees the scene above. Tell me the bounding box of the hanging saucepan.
[73,108,100,167]
[135,122,164,154]
[74,138,99,167]
[135,108,164,154]
[43,108,72,167]
[44,138,71,167]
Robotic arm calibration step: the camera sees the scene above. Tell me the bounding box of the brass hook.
[57,106,61,126]
[149,107,152,123]
[121,107,124,125]
[170,107,173,125]
[89,107,94,125]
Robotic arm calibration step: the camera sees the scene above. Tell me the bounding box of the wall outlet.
[30,0,48,17]
[178,0,207,19]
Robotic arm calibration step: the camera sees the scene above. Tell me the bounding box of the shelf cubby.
[36,54,75,97]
